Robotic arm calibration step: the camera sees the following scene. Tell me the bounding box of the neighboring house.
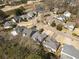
[12,16,22,23]
[56,11,71,22]
[11,26,25,36]
[57,15,66,22]
[12,15,27,23]
[11,26,37,37]
[32,31,47,43]
[73,28,79,36]
[4,21,16,29]
[63,11,71,18]
[43,36,60,53]
[45,15,55,25]
[12,11,37,23]
[27,11,37,20]
[22,27,37,37]
[19,14,27,20]
[11,30,18,36]
[64,22,76,31]
[61,44,79,59]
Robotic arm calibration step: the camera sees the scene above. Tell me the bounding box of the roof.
[14,26,25,34]
[43,36,60,52]
[4,21,13,29]
[20,14,27,20]
[62,44,79,59]
[11,30,18,36]
[27,11,35,19]
[32,31,47,43]
[57,15,66,21]
[64,22,76,31]
[63,11,71,18]
[22,27,37,37]
[13,16,21,23]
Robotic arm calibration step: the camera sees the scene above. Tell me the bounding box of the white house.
[63,11,71,18]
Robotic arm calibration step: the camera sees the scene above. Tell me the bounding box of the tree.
[15,8,24,16]
[56,24,63,31]
[21,0,28,3]
[51,21,56,27]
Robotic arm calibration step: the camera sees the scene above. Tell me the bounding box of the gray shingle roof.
[32,32,47,43]
[43,36,60,51]
[14,26,25,34]
[22,27,37,37]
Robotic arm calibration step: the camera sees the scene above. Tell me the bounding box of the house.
[11,26,27,36]
[32,31,47,43]
[11,25,37,37]
[12,11,37,23]
[12,16,22,23]
[63,11,71,18]
[12,15,27,23]
[20,14,27,20]
[43,36,60,53]
[45,15,55,25]
[4,21,16,29]
[73,28,79,36]
[11,30,18,36]
[27,11,36,20]
[61,44,79,59]
[22,27,37,37]
[57,15,66,22]
[64,22,76,31]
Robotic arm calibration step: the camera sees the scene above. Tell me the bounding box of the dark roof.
[62,44,79,59]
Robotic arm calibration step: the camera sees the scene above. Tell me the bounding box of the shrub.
[56,24,63,31]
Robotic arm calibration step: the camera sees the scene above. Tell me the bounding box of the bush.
[21,0,28,3]
[15,8,24,16]
[56,24,63,31]
[72,33,79,37]
[51,21,56,27]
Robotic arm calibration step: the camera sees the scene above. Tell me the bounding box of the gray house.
[22,27,37,37]
[61,44,79,59]
[4,21,16,29]
[11,26,25,36]
[32,31,47,43]
[12,16,22,23]
[43,36,60,53]
[27,11,37,20]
